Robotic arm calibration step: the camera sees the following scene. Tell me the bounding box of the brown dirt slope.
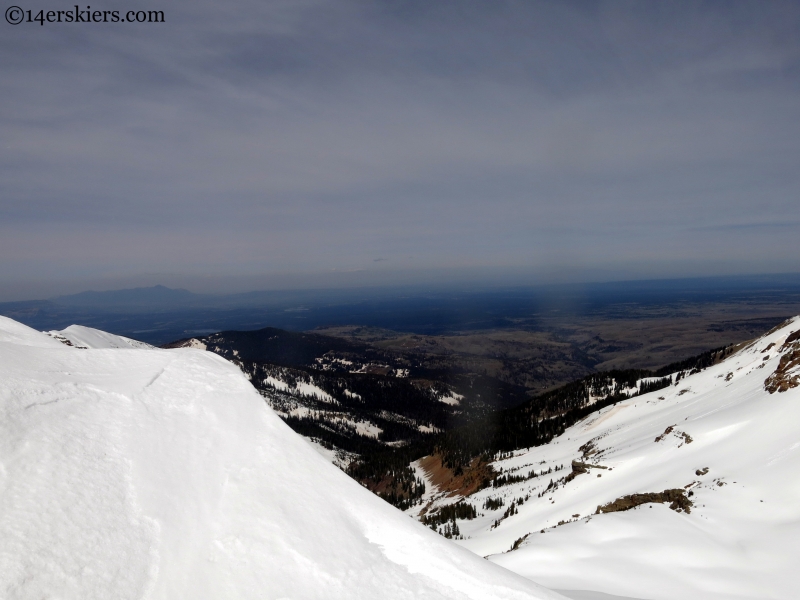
[418,453,494,498]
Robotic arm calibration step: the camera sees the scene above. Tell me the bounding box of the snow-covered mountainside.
[47,324,155,349]
[411,317,800,600]
[0,316,564,600]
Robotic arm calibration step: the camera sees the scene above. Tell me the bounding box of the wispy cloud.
[1,0,799,295]
[690,221,800,232]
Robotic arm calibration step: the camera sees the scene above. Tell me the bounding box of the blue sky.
[2,1,799,299]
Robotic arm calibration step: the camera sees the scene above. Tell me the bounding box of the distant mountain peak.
[53,285,204,308]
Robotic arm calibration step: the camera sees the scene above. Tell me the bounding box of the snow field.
[437,390,464,406]
[263,375,337,403]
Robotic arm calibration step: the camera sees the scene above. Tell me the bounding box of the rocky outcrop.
[765,331,800,394]
[596,489,692,514]
[564,459,608,483]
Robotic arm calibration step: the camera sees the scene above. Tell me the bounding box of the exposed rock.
[785,330,800,345]
[564,459,607,483]
[655,425,692,445]
[765,334,800,394]
[655,426,674,442]
[579,440,598,458]
[596,489,692,514]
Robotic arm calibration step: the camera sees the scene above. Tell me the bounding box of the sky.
[2,0,799,300]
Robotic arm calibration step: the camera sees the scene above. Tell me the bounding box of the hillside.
[163,328,739,510]
[0,315,565,600]
[165,328,530,496]
[163,326,375,367]
[407,317,800,600]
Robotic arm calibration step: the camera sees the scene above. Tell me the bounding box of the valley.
[157,312,762,519]
[7,282,800,600]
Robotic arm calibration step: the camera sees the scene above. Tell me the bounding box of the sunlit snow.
[418,317,800,600]
[0,316,564,600]
[48,324,155,349]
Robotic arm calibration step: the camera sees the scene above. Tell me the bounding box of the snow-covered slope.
[47,324,154,349]
[426,317,800,600]
[0,316,563,600]
[0,317,65,348]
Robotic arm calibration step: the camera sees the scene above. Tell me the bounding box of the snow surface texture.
[439,317,800,600]
[0,317,564,600]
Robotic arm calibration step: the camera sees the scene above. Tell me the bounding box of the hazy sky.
[2,0,799,299]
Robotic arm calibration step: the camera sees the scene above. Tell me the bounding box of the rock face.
[765,330,800,394]
[595,490,692,514]
[564,460,607,483]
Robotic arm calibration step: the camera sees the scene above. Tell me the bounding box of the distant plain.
[3,274,800,394]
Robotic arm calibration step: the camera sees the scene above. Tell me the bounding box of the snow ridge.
[0,317,563,600]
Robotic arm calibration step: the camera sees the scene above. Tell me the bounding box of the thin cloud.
[1,0,799,295]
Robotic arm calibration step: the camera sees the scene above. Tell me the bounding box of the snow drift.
[46,324,155,349]
[0,317,562,600]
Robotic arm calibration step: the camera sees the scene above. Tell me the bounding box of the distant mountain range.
[2,274,800,346]
[53,284,203,308]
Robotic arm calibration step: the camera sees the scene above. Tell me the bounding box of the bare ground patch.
[418,453,494,497]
